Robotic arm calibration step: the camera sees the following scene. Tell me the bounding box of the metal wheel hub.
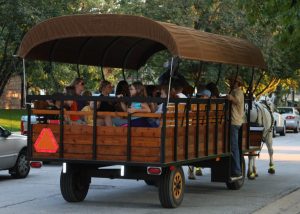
[18,155,29,175]
[173,171,183,200]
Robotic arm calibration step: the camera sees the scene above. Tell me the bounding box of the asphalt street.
[0,131,300,214]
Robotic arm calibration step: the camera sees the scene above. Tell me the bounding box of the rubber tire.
[60,166,91,202]
[10,150,30,179]
[226,157,245,190]
[294,124,299,133]
[272,126,276,138]
[280,126,286,136]
[158,166,185,208]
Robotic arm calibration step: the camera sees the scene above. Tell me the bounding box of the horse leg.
[188,166,196,179]
[265,134,275,174]
[247,154,256,180]
[195,167,203,176]
[253,154,258,177]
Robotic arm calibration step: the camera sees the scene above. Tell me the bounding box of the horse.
[247,99,275,180]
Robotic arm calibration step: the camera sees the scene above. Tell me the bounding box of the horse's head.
[259,95,275,112]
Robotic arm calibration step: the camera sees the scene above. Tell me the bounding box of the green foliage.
[1,0,299,99]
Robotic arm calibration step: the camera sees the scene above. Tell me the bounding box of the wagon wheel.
[226,157,246,190]
[158,166,185,208]
[60,165,91,202]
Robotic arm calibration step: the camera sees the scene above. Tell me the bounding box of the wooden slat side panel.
[32,151,59,159]
[64,153,93,159]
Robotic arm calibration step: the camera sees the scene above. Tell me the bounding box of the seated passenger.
[114,80,130,112]
[173,79,187,98]
[206,82,220,98]
[147,85,176,127]
[69,77,85,110]
[117,81,151,127]
[197,89,211,99]
[81,90,93,125]
[97,80,114,126]
[64,86,84,124]
[146,85,161,113]
[46,92,64,123]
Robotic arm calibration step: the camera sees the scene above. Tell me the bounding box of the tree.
[0,0,81,97]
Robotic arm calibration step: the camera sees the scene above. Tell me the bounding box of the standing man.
[227,75,244,180]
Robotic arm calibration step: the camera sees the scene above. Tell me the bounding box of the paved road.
[1,131,300,214]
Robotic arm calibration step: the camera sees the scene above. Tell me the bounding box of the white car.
[277,107,300,133]
[273,112,286,137]
[0,126,30,178]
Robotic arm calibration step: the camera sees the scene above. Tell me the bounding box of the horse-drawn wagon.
[18,14,266,208]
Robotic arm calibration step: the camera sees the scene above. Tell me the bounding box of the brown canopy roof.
[17,14,267,70]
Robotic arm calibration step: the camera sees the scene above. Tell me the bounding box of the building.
[0,75,22,109]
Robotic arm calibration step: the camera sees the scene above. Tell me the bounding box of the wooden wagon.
[17,14,266,208]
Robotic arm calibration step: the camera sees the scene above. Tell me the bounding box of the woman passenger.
[114,80,130,112]
[97,80,114,126]
[70,77,85,110]
[118,81,151,127]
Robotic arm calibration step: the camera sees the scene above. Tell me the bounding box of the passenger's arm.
[117,94,127,112]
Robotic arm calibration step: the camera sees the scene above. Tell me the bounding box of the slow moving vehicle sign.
[34,128,59,153]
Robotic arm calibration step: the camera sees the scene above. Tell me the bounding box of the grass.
[0,109,27,131]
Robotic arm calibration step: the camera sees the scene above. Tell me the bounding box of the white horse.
[247,100,275,180]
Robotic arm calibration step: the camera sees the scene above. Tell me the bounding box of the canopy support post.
[22,58,27,107]
[229,65,239,94]
[100,37,121,68]
[167,57,175,107]
[122,39,144,81]
[122,68,126,81]
[100,67,105,81]
[253,70,264,95]
[246,67,255,97]
[76,37,93,78]
[215,64,222,85]
[76,64,80,78]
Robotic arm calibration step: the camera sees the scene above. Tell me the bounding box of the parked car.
[21,115,38,135]
[0,126,30,178]
[277,107,300,133]
[273,111,286,137]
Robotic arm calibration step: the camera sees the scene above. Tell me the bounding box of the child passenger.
[117,81,151,127]
[81,90,93,125]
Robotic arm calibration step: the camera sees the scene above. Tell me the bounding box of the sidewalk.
[253,188,300,214]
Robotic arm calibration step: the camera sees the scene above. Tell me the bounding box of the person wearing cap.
[197,89,211,98]
[227,75,244,180]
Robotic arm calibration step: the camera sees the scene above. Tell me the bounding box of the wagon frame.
[18,14,266,208]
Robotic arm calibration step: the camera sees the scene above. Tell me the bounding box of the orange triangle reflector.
[34,128,59,153]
